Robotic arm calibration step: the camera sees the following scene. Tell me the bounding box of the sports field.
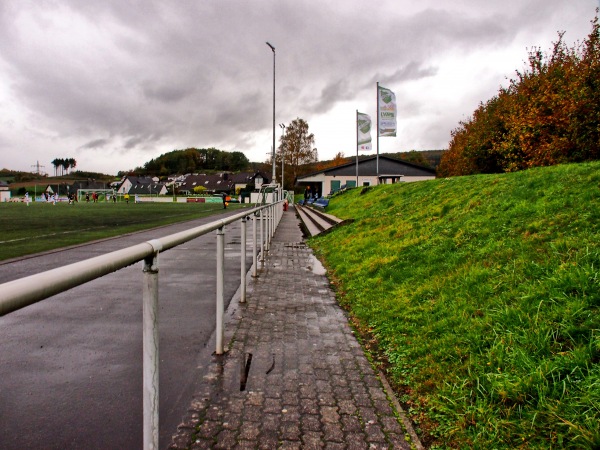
[0,200,245,261]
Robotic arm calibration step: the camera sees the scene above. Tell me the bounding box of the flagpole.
[356,110,359,187]
[376,82,380,183]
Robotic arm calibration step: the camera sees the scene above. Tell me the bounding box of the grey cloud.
[142,83,194,104]
[308,79,351,115]
[368,62,438,88]
[0,0,595,173]
[80,138,110,149]
[123,132,163,150]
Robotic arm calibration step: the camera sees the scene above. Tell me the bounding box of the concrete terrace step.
[296,203,347,237]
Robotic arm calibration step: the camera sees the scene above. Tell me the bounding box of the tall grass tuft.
[311,162,600,448]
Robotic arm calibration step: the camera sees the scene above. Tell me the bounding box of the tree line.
[135,147,250,176]
[51,158,77,176]
[438,13,600,177]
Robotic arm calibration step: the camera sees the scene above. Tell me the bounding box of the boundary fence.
[0,200,284,449]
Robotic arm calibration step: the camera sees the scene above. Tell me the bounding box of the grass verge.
[0,201,245,261]
[310,161,600,449]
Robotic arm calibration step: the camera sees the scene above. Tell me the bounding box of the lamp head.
[266,42,275,52]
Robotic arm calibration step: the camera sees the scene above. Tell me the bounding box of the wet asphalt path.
[0,209,254,449]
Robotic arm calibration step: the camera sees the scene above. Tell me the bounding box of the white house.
[0,180,10,202]
[116,176,156,194]
[296,155,436,197]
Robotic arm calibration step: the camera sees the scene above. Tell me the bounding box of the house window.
[363,181,370,186]
[330,180,341,192]
[346,180,356,188]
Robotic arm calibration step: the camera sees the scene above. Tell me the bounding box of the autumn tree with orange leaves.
[276,118,318,190]
[438,13,600,177]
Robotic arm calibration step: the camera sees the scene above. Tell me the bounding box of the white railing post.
[278,200,282,225]
[264,206,270,253]
[270,205,273,248]
[272,204,276,234]
[216,227,225,355]
[252,213,258,278]
[259,209,265,266]
[268,205,272,245]
[142,243,161,450]
[240,217,247,303]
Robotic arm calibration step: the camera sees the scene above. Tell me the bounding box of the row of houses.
[115,171,270,196]
[111,155,435,197]
[2,155,436,202]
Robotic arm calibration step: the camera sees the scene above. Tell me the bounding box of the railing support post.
[240,217,247,302]
[264,206,270,253]
[142,247,160,450]
[259,209,265,266]
[215,227,225,355]
[268,205,272,248]
[252,213,258,277]
[270,205,274,248]
[272,204,276,238]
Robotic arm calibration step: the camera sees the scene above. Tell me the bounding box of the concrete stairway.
[295,203,347,237]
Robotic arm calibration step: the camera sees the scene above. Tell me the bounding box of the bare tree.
[276,118,317,189]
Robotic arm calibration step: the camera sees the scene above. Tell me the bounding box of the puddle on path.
[308,255,326,275]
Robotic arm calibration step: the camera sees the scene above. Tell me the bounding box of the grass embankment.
[310,162,599,449]
[0,202,244,261]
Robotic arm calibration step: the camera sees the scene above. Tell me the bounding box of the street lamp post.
[266,41,276,184]
[279,123,286,190]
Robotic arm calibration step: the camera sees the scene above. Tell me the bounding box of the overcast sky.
[0,0,597,175]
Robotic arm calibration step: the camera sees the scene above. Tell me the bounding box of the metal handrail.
[0,204,275,316]
[0,199,284,450]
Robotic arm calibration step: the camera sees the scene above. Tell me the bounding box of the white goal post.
[77,189,116,202]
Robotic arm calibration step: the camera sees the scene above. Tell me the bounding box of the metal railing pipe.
[142,246,160,450]
[215,227,225,355]
[259,209,265,266]
[252,213,258,278]
[0,242,153,317]
[269,205,273,249]
[0,204,276,317]
[0,200,283,449]
[240,217,247,302]
[267,205,272,250]
[264,206,270,253]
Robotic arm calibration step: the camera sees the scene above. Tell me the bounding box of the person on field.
[24,192,30,206]
[222,192,227,209]
[124,193,130,204]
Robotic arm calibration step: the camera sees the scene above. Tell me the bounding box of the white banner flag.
[357,112,372,151]
[378,85,397,137]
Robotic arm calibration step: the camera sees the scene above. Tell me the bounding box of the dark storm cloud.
[0,0,596,173]
[309,79,352,115]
